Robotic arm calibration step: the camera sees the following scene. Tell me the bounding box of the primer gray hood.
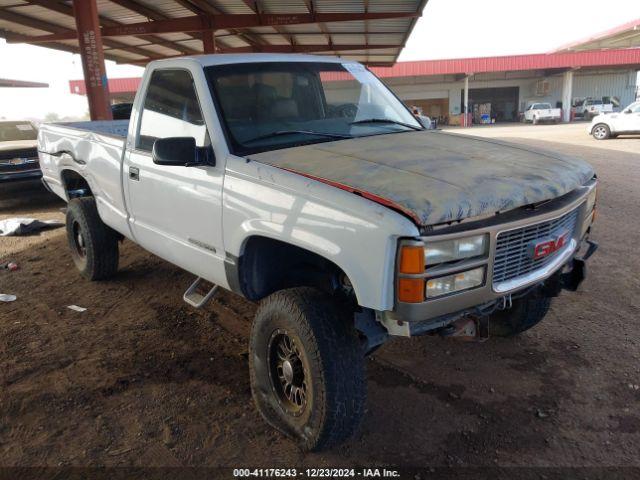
[250,130,595,226]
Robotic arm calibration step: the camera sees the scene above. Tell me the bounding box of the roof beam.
[0,8,69,34]
[20,0,198,55]
[216,30,408,37]
[178,0,266,48]
[7,11,419,42]
[0,26,132,64]
[0,8,161,59]
[303,1,332,43]
[238,0,293,42]
[107,0,167,21]
[105,0,201,54]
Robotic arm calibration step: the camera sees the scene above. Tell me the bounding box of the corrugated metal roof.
[0,0,428,65]
[555,18,640,52]
[369,49,640,78]
[69,48,640,95]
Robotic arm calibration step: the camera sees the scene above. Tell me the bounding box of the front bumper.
[0,168,43,183]
[381,180,597,336]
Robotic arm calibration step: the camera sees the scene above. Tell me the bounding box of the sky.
[0,0,639,120]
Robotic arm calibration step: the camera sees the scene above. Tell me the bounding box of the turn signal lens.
[399,245,424,274]
[398,278,425,303]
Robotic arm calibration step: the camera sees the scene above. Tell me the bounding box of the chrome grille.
[493,208,579,285]
[0,148,37,161]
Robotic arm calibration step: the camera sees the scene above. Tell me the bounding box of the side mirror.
[152,137,215,167]
[624,109,632,114]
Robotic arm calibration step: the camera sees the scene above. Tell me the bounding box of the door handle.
[129,166,140,181]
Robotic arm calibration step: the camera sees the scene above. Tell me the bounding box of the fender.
[222,156,419,311]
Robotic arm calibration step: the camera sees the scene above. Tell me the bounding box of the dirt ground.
[1,123,639,473]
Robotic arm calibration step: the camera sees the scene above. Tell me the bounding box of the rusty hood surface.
[249,130,595,226]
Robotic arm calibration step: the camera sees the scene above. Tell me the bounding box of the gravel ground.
[1,124,639,473]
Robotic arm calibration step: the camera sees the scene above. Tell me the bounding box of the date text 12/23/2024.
[233,468,400,478]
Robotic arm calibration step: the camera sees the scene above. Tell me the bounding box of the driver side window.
[137,69,208,152]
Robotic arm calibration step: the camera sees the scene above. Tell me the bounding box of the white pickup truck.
[38,54,598,451]
[523,103,562,124]
[575,99,614,119]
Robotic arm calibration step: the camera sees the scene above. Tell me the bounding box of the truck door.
[123,68,227,287]
[619,102,640,133]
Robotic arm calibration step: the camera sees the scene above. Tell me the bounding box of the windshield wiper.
[243,129,353,144]
[350,118,422,131]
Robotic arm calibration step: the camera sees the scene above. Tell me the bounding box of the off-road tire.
[249,287,365,451]
[66,197,119,280]
[489,294,552,337]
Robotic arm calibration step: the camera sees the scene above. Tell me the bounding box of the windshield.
[0,121,37,142]
[627,102,640,113]
[205,62,422,155]
[535,103,552,109]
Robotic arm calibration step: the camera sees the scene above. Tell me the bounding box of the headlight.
[426,267,485,298]
[424,234,488,265]
[585,184,597,214]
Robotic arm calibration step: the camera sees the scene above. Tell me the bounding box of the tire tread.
[250,287,365,451]
[66,197,119,280]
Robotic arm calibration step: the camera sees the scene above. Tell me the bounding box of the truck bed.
[54,120,130,138]
[38,119,130,236]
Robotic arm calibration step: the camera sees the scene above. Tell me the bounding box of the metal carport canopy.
[0,0,428,66]
[555,18,640,52]
[0,77,48,87]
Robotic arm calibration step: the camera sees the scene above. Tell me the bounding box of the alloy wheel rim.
[268,330,308,415]
[72,221,87,258]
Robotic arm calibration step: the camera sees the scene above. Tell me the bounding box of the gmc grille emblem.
[530,231,569,260]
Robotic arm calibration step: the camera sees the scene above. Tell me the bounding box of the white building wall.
[572,71,637,107]
[383,69,638,116]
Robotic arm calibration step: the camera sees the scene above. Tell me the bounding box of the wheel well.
[61,170,92,199]
[238,236,354,302]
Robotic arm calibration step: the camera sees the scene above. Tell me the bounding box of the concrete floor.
[445,121,640,155]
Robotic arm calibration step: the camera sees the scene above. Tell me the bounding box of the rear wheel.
[489,293,552,337]
[66,197,119,280]
[249,287,365,451]
[592,123,611,140]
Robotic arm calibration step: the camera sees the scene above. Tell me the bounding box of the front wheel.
[249,287,366,451]
[592,123,611,140]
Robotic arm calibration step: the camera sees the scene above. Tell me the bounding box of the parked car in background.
[523,103,561,124]
[111,102,133,120]
[38,54,598,451]
[0,120,41,183]
[588,101,640,140]
[575,99,613,119]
